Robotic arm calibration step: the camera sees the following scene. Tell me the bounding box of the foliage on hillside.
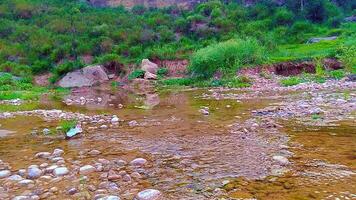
[0,0,355,81]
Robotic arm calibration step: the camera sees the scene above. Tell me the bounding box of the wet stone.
[18,179,34,186]
[7,174,23,181]
[98,195,121,200]
[52,149,64,157]
[35,152,51,159]
[130,158,147,167]
[27,167,42,179]
[80,165,96,175]
[67,187,78,195]
[53,167,69,176]
[0,170,11,178]
[136,189,162,200]
[88,149,101,156]
[273,155,290,166]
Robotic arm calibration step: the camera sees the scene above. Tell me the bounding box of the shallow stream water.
[0,87,355,199]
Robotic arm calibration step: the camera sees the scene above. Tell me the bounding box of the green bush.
[328,69,345,80]
[128,69,145,80]
[280,76,303,86]
[160,78,193,86]
[189,38,267,78]
[157,68,168,76]
[337,45,356,73]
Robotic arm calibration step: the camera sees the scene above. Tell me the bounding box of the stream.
[0,85,355,200]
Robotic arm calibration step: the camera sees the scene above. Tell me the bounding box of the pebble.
[12,196,29,200]
[98,195,121,200]
[52,149,64,157]
[0,170,11,178]
[7,174,23,181]
[35,152,51,159]
[27,167,42,179]
[128,120,139,127]
[199,109,210,115]
[67,187,78,195]
[53,167,69,176]
[88,149,101,156]
[42,128,51,135]
[122,174,132,182]
[80,165,96,175]
[136,189,162,200]
[130,158,147,166]
[39,163,49,168]
[100,125,108,129]
[111,116,119,123]
[18,169,26,177]
[108,170,120,181]
[18,179,34,186]
[272,155,290,166]
[45,165,58,173]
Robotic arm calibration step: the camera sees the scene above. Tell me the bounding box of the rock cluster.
[0,149,161,199]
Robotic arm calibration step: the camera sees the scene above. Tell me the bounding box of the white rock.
[273,155,290,166]
[53,167,69,176]
[42,128,51,135]
[136,189,162,200]
[18,179,34,186]
[79,165,96,175]
[0,170,11,178]
[88,149,101,156]
[98,195,121,200]
[130,158,147,166]
[52,148,64,157]
[12,196,29,200]
[7,175,23,181]
[35,152,51,159]
[111,116,119,123]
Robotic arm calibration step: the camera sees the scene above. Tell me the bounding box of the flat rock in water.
[66,127,82,138]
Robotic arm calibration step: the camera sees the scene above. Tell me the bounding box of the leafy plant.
[280,76,303,86]
[128,69,145,80]
[328,69,345,80]
[59,120,77,133]
[157,68,168,76]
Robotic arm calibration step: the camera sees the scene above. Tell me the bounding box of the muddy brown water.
[0,88,355,199]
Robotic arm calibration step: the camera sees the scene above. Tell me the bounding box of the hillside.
[0,0,355,84]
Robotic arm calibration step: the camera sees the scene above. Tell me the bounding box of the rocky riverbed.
[0,78,355,199]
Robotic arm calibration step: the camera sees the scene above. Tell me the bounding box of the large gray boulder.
[141,59,158,74]
[58,65,109,88]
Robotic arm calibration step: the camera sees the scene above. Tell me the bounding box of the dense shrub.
[189,38,267,78]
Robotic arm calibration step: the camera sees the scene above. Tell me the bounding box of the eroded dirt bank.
[0,78,355,200]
